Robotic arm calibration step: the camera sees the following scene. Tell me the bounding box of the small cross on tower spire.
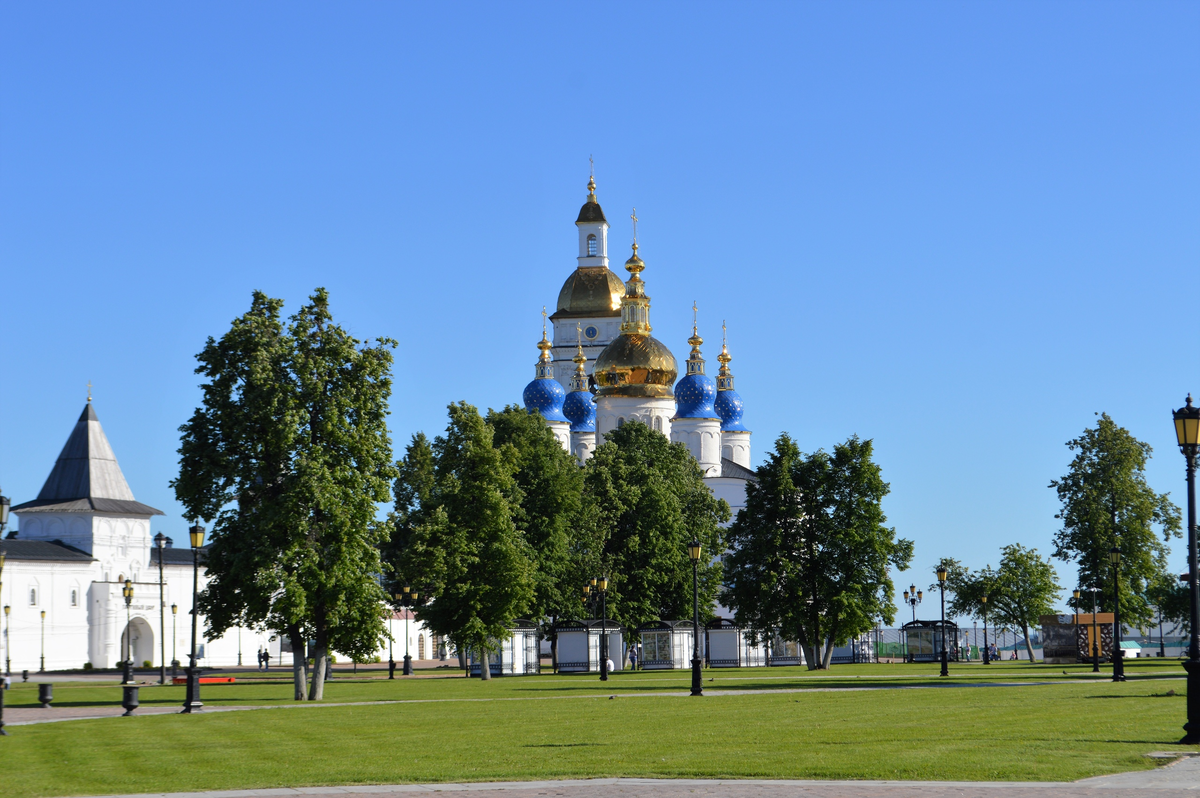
[87,380,92,403]
[630,208,638,247]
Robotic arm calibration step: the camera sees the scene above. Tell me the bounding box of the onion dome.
[714,325,748,431]
[672,309,718,420]
[593,233,678,399]
[523,316,569,423]
[562,327,597,433]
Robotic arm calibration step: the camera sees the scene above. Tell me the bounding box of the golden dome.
[594,334,677,398]
[554,268,624,317]
[593,241,678,398]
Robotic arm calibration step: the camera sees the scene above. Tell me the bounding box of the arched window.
[29,587,37,606]
[587,234,597,256]
[418,634,426,660]
[653,417,663,432]
[70,589,78,607]
[617,417,625,428]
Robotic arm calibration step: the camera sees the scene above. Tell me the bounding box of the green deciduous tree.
[580,421,729,632]
[933,546,1060,662]
[397,402,535,680]
[724,434,912,670]
[1050,413,1181,629]
[174,289,397,700]
[486,405,583,665]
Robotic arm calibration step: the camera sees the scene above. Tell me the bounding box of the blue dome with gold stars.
[524,377,569,423]
[524,320,569,424]
[715,389,747,431]
[674,373,718,419]
[672,318,719,420]
[563,388,596,432]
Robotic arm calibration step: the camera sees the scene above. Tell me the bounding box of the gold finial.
[590,155,594,179]
[630,208,638,249]
[87,380,92,403]
[587,158,597,200]
[542,305,548,338]
[718,320,731,365]
[692,301,698,338]
[574,324,586,367]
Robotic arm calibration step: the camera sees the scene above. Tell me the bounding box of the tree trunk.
[1021,623,1037,663]
[308,624,328,700]
[288,625,307,701]
[479,644,491,680]
[798,624,819,671]
[821,637,835,669]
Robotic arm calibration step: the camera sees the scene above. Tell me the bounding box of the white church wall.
[595,396,675,443]
[670,418,722,476]
[721,431,752,469]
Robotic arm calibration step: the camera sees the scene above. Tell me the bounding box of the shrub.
[82,662,93,670]
[142,660,152,668]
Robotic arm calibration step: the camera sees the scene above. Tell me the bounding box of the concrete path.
[52,759,1200,798]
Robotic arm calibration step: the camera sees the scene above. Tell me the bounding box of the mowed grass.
[2,663,1194,797]
[5,658,1188,708]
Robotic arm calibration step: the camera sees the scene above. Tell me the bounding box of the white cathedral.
[0,176,756,675]
[522,175,755,518]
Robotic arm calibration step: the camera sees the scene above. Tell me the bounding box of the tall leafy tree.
[175,289,397,700]
[486,405,583,665]
[1050,413,1181,628]
[724,434,912,669]
[1147,568,1191,638]
[581,421,729,632]
[399,402,535,680]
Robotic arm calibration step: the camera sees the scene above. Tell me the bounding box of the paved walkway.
[53,760,1200,798]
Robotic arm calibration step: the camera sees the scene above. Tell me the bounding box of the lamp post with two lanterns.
[1172,394,1200,743]
[584,576,610,681]
[395,586,419,676]
[182,522,205,713]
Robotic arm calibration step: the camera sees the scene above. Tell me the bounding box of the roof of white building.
[0,539,95,562]
[12,403,165,516]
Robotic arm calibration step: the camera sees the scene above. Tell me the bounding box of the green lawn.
[1,661,1194,797]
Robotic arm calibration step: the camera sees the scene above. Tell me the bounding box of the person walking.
[628,646,638,670]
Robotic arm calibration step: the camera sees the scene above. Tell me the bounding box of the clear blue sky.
[2,3,1197,611]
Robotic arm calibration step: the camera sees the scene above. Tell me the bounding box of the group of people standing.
[256,647,271,670]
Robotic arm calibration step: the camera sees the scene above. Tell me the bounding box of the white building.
[523,175,756,517]
[2,401,272,672]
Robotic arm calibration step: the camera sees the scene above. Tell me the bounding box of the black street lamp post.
[182,522,205,713]
[3,604,10,675]
[981,594,990,665]
[1172,394,1200,743]
[937,566,949,676]
[122,578,135,684]
[39,610,46,672]
[396,586,418,676]
[154,533,168,684]
[688,539,703,696]
[388,606,395,679]
[171,603,178,679]
[1110,539,1125,682]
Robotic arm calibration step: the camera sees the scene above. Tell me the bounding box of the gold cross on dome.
[87,380,92,403]
[630,208,638,244]
[722,320,727,347]
[576,323,582,346]
[692,301,698,334]
[541,305,547,337]
[589,155,594,178]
